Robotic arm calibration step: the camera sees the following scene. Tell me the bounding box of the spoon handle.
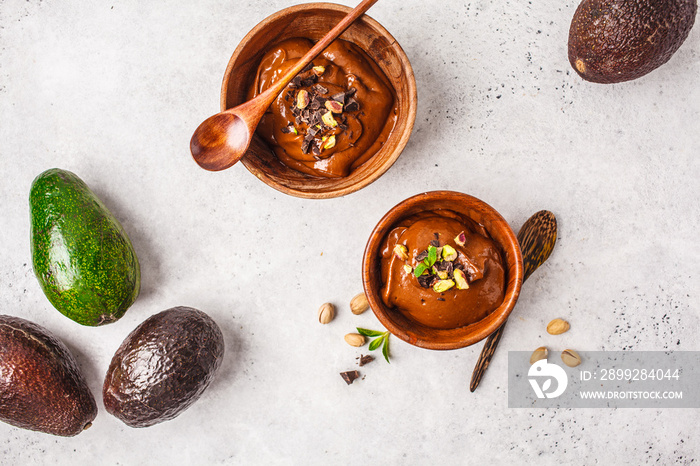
[257,0,380,104]
[469,210,557,392]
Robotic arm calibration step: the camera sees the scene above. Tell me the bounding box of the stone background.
[1,0,698,464]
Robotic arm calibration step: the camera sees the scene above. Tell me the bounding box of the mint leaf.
[381,333,390,363]
[427,245,437,266]
[356,327,385,337]
[369,334,385,351]
[414,263,429,277]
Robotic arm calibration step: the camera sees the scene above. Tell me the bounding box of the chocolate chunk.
[301,62,314,73]
[338,123,348,131]
[345,87,357,97]
[295,115,303,125]
[417,274,433,289]
[280,125,293,134]
[359,355,374,366]
[290,76,303,88]
[434,233,440,240]
[344,98,360,112]
[301,138,311,154]
[340,370,360,385]
[300,75,318,87]
[415,250,429,262]
[285,91,294,102]
[313,84,329,95]
[311,140,322,156]
[437,261,454,276]
[307,125,319,137]
[437,298,446,302]
[331,92,346,103]
[430,240,440,247]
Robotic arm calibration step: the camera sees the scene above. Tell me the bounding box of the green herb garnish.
[356,328,391,363]
[413,263,429,277]
[414,245,439,278]
[427,245,437,266]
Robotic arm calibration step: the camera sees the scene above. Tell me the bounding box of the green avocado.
[30,168,140,326]
[568,0,697,83]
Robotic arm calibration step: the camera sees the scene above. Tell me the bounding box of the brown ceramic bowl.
[220,3,417,199]
[362,191,524,350]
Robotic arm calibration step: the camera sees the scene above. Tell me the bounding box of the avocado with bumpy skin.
[30,168,140,326]
[0,315,98,436]
[568,0,697,83]
[103,306,225,428]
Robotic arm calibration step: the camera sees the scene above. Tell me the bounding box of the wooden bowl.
[362,191,524,350]
[220,3,417,199]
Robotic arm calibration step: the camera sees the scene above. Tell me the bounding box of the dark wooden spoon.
[190,0,380,171]
[469,210,557,392]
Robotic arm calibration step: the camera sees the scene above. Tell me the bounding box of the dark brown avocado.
[568,0,697,83]
[0,315,97,436]
[102,306,225,428]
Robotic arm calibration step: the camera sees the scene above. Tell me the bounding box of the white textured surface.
[1,0,699,464]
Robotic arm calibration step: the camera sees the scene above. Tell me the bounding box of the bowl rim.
[362,191,524,350]
[219,2,417,199]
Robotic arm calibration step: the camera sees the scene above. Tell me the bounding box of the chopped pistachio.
[296,90,310,109]
[322,134,336,150]
[432,279,455,293]
[393,244,408,261]
[455,232,467,247]
[321,111,338,128]
[436,269,449,280]
[312,65,325,76]
[453,269,469,290]
[403,264,413,274]
[325,100,344,113]
[289,126,298,135]
[442,245,458,262]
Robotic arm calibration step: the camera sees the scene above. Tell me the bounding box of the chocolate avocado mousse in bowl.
[363,192,524,350]
[221,3,416,198]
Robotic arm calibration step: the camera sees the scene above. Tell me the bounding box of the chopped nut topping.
[321,111,338,128]
[312,65,325,76]
[455,232,467,247]
[432,279,455,293]
[453,269,469,289]
[393,244,408,260]
[296,90,310,109]
[322,135,336,150]
[325,100,344,113]
[442,245,458,262]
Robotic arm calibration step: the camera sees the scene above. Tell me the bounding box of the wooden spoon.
[190,0,380,171]
[469,210,557,392]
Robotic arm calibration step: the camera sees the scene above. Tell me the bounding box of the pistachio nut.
[561,349,582,367]
[318,303,335,324]
[530,346,548,364]
[546,318,570,335]
[350,293,369,315]
[344,333,366,347]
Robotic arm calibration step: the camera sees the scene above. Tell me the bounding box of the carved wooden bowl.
[220,3,417,199]
[362,191,524,350]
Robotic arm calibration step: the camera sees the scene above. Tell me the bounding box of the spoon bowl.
[190,111,252,171]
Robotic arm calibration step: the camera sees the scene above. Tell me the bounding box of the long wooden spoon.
[469,210,557,392]
[190,0,380,171]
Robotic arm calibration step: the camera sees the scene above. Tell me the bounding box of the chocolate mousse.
[380,210,507,330]
[248,38,397,178]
